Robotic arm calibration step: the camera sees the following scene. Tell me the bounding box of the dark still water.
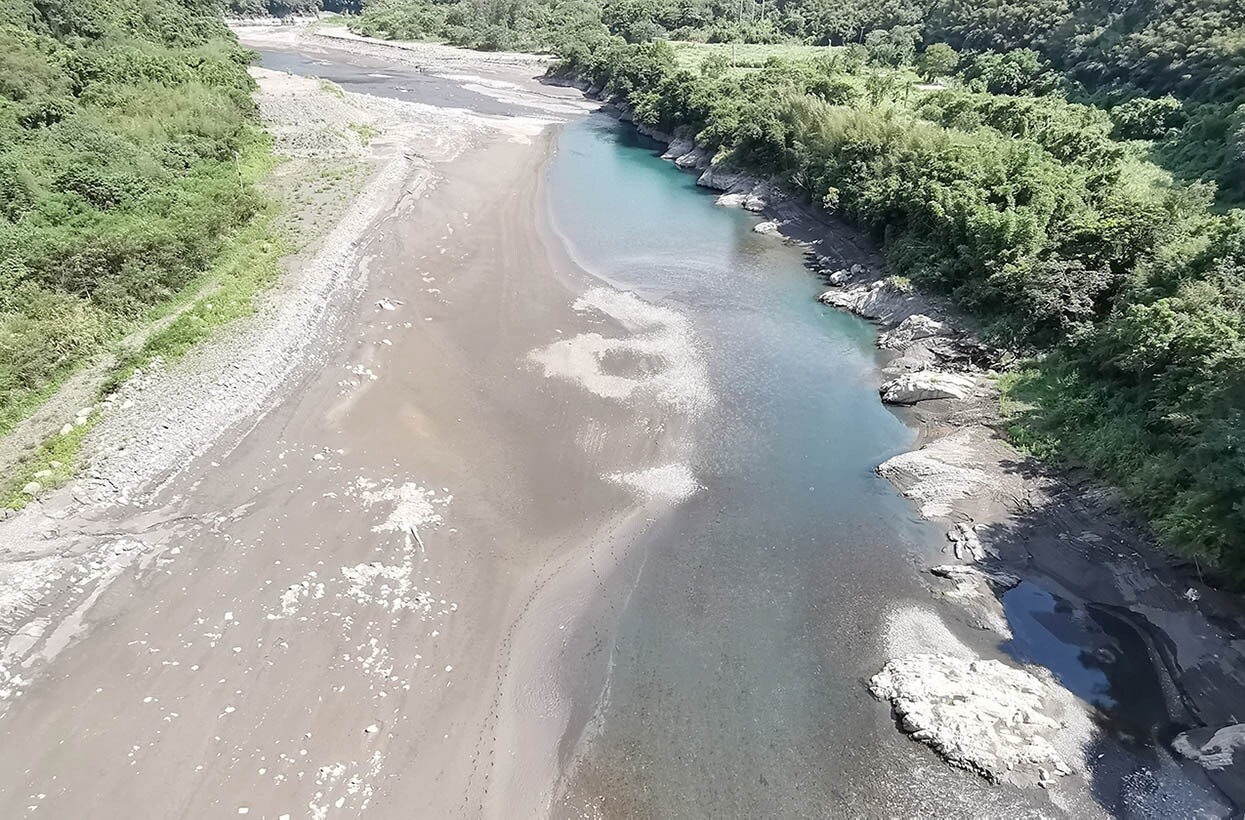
[544,115,1071,817]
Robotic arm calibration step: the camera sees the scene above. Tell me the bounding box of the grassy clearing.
[669,40,837,72]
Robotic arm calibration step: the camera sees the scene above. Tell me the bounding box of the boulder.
[753,220,780,235]
[880,370,975,404]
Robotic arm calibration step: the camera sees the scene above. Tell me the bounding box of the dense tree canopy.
[0,0,263,432]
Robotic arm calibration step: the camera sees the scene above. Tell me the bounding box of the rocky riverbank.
[579,87,1245,811]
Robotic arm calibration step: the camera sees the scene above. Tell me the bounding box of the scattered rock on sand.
[880,370,975,404]
[947,521,988,561]
[869,654,1075,787]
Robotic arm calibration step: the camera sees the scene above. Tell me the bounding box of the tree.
[916,42,957,80]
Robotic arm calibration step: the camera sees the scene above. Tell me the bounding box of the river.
[545,113,1054,816]
[251,47,1221,817]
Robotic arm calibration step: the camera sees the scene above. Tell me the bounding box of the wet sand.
[0,34,693,818]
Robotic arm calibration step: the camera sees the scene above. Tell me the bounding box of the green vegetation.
[347,0,604,52]
[0,0,277,499]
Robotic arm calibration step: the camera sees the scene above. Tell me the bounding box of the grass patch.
[669,40,837,72]
[102,209,289,396]
[318,79,347,98]
[0,413,98,509]
[348,123,380,144]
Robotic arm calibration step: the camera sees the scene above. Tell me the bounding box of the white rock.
[869,654,1073,786]
[364,723,380,734]
[1173,723,1245,770]
[877,430,993,519]
[715,192,748,208]
[59,424,73,436]
[880,370,975,404]
[819,280,908,321]
[947,522,988,561]
[21,482,41,495]
[879,314,950,350]
[753,220,780,235]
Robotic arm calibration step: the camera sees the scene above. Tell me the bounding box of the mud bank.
[582,89,1245,811]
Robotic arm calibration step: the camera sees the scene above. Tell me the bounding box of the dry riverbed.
[0,28,701,818]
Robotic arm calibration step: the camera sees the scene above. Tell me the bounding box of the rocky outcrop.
[869,654,1076,788]
[817,280,915,322]
[879,314,950,350]
[876,429,994,519]
[880,370,976,404]
[929,564,1019,637]
[660,137,695,160]
[696,163,751,192]
[674,148,708,169]
[1174,724,1245,771]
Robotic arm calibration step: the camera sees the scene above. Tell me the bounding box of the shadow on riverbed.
[967,472,1245,813]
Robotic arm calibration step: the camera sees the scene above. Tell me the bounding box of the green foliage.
[0,0,267,442]
[916,42,956,80]
[351,0,604,51]
[1109,95,1185,141]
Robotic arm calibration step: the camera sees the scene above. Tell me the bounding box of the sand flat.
[0,32,693,818]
